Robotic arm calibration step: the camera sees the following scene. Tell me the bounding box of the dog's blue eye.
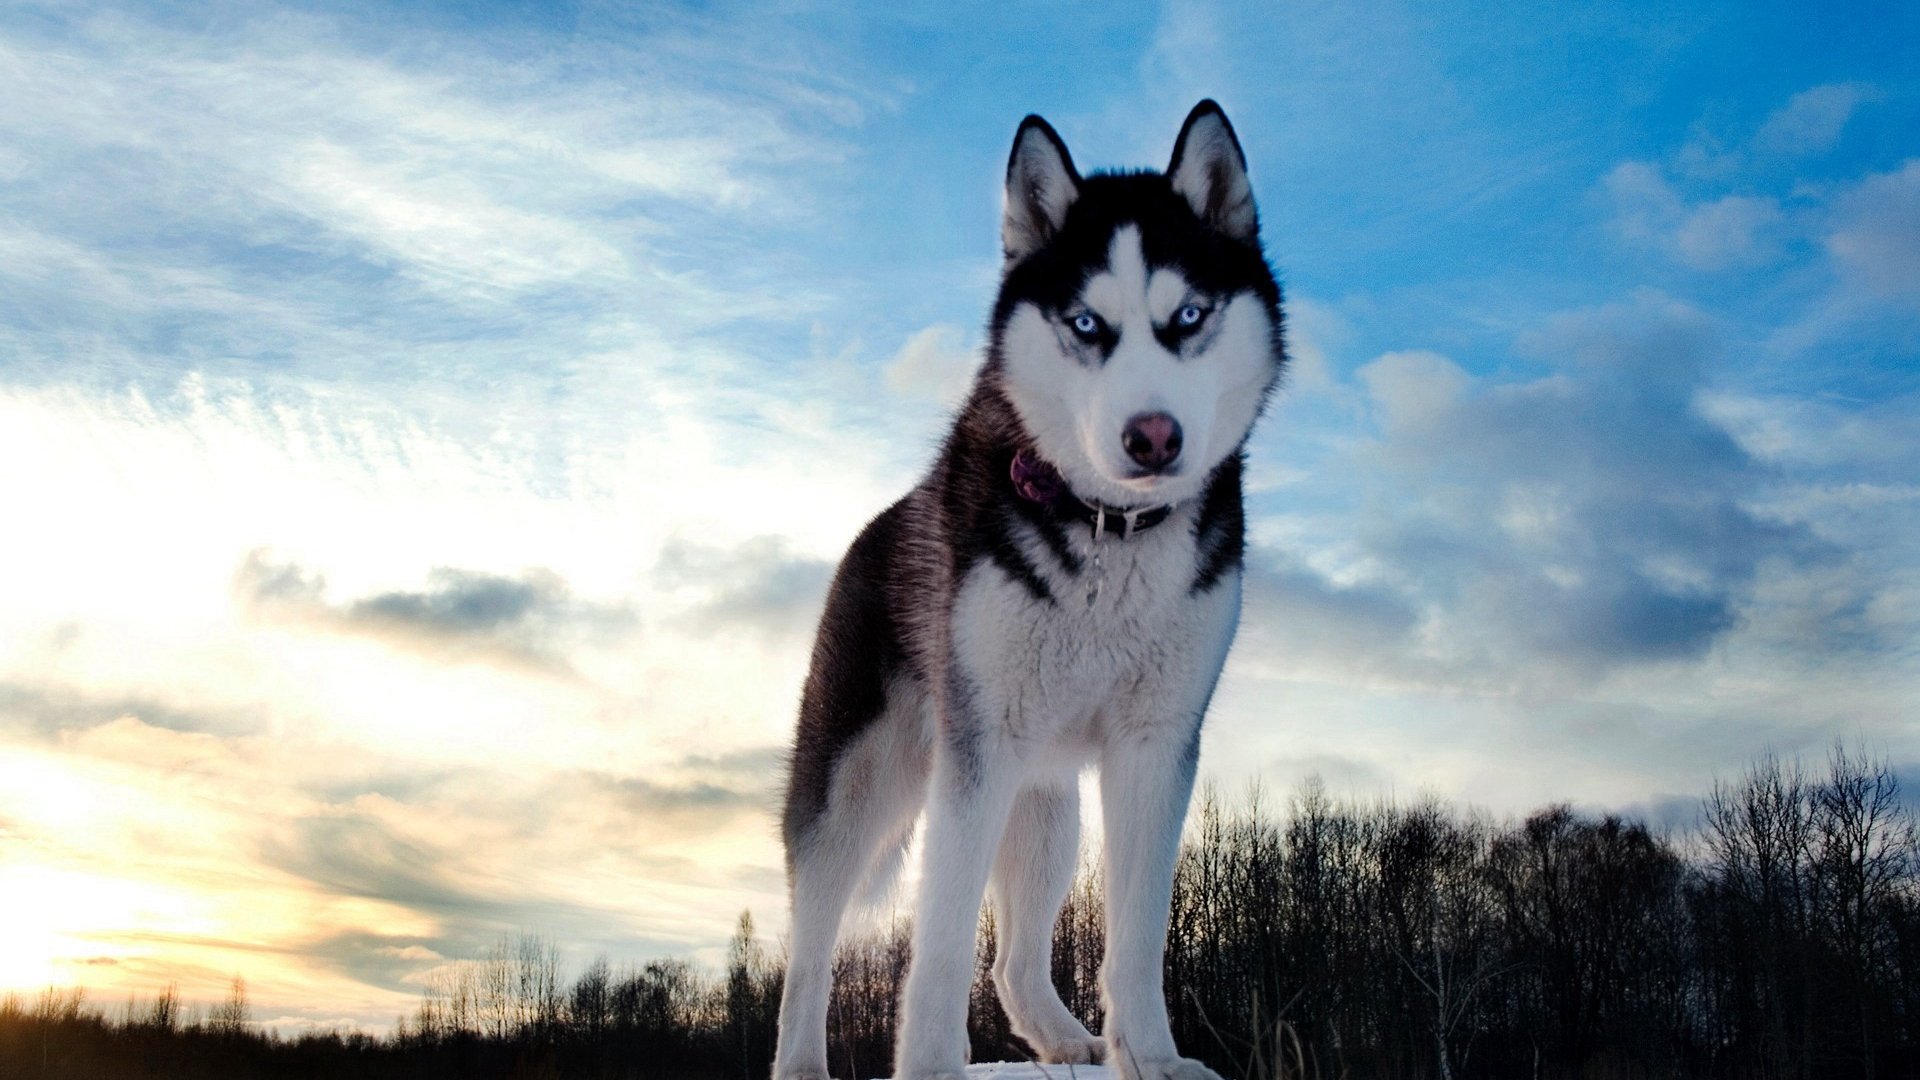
[1177,304,1205,327]
[1069,313,1102,340]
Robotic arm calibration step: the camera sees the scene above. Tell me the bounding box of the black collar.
[1010,449,1177,540]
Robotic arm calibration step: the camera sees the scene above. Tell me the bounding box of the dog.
[773,100,1284,1080]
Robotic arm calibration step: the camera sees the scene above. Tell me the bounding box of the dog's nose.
[1121,412,1183,471]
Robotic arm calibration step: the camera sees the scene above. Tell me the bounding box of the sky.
[1,0,1916,1035]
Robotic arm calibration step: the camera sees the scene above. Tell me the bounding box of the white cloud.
[1139,0,1233,121]
[1754,82,1874,158]
[1604,161,1685,231]
[882,323,979,405]
[1669,194,1784,270]
[1218,323,1917,817]
[1601,83,1893,280]
[1672,82,1876,180]
[1274,295,1344,398]
[1826,159,1920,303]
[1349,333,1783,673]
[1602,162,1783,270]
[1356,350,1469,435]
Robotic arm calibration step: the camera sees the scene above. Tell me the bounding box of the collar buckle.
[1090,504,1151,542]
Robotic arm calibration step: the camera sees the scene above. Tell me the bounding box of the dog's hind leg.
[775,825,862,1080]
[776,713,929,1080]
[990,780,1104,1065]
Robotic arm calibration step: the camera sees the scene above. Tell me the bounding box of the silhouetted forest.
[7,746,1920,1079]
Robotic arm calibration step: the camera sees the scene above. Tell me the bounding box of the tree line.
[5,745,1918,1079]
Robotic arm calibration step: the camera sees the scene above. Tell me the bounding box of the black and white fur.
[775,101,1284,1080]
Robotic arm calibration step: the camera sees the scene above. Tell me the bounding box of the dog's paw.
[1115,1056,1227,1080]
[1034,1033,1106,1065]
[773,1070,832,1080]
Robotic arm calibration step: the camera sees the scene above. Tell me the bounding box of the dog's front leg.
[894,707,1020,1080]
[1099,724,1225,1080]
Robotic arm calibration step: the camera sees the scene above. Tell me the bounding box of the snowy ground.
[873,1066,1115,1080]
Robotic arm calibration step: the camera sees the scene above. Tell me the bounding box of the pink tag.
[1009,450,1064,504]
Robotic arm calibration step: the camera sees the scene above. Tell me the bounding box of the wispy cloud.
[0,3,870,389]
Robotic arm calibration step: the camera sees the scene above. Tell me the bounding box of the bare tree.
[1814,743,1914,1078]
[207,976,250,1038]
[571,955,612,1040]
[146,983,181,1034]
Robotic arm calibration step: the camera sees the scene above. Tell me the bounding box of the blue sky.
[0,0,1915,1033]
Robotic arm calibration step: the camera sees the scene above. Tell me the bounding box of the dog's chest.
[948,522,1233,740]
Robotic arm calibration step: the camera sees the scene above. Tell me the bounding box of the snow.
[872,1065,1115,1080]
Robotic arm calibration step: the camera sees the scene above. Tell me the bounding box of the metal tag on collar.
[1122,507,1142,540]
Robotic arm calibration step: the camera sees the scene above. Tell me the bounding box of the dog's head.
[987,101,1284,510]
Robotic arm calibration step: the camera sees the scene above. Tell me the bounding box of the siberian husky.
[774,101,1285,1080]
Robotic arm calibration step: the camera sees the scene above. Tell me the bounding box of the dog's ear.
[1003,115,1081,262]
[1167,100,1257,243]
